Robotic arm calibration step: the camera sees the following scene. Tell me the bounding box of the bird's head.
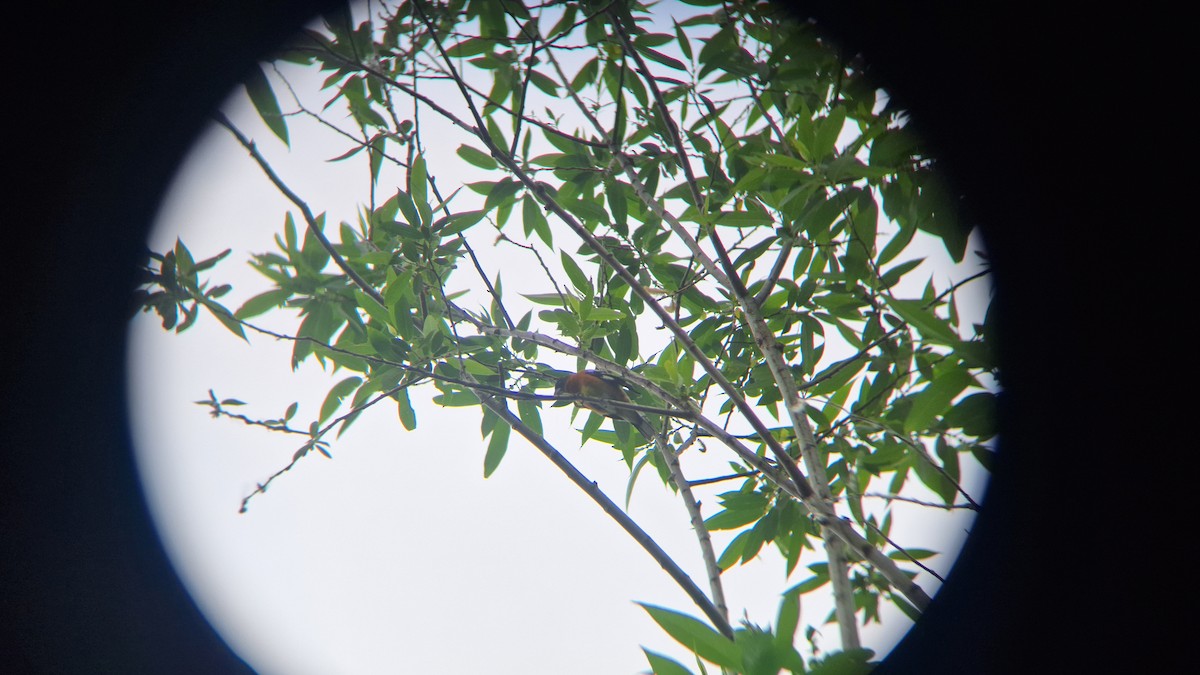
[551,372,573,406]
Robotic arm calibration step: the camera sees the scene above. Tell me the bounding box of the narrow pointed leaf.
[244,64,289,146]
[638,603,740,669]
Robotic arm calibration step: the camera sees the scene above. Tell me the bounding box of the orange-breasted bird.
[554,370,656,442]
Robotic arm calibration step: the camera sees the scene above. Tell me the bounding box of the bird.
[553,370,656,442]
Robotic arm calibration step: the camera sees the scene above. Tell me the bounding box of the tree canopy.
[134,0,996,671]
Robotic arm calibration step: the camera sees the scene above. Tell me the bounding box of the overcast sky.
[126,3,991,672]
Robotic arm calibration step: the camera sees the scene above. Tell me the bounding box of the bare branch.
[197,391,308,436]
[239,378,419,513]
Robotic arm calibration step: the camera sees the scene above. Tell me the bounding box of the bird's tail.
[626,411,658,445]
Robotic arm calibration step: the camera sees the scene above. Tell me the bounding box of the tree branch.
[214,112,389,310]
[463,370,735,638]
[617,16,941,617]
[634,416,728,623]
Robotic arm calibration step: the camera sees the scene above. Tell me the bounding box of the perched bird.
[554,370,656,442]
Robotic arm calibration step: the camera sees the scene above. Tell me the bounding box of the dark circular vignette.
[5,2,343,672]
[5,1,1123,672]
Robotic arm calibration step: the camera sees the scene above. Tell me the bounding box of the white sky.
[126,3,992,673]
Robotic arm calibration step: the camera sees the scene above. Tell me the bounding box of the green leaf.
[887,548,939,561]
[870,128,919,168]
[562,197,609,225]
[642,649,695,675]
[586,307,624,321]
[885,297,960,345]
[235,288,291,320]
[887,592,922,622]
[445,37,490,58]
[570,56,598,92]
[522,195,553,246]
[970,444,997,471]
[521,292,568,306]
[704,508,765,531]
[673,20,693,61]
[283,212,298,252]
[809,648,875,675]
[481,178,523,212]
[560,250,591,295]
[433,390,480,407]
[457,143,497,170]
[717,530,753,571]
[736,628,787,675]
[638,46,687,71]
[714,210,774,228]
[879,257,925,289]
[633,32,674,48]
[394,188,421,227]
[483,420,510,477]
[462,360,496,376]
[369,136,385,184]
[605,179,628,233]
[173,240,195,282]
[300,221,331,273]
[517,397,543,436]
[199,298,248,341]
[244,64,289,146]
[579,409,604,444]
[396,387,416,430]
[952,339,994,370]
[638,604,740,669]
[878,222,917,266]
[801,187,860,237]
[774,587,802,652]
[912,452,956,505]
[786,575,829,595]
[904,367,971,433]
[484,116,509,156]
[319,376,362,424]
[813,106,846,160]
[193,248,232,272]
[528,69,560,96]
[410,154,430,226]
[354,288,394,330]
[943,391,996,437]
[805,355,867,397]
[439,210,486,238]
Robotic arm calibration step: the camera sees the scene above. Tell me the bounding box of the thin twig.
[199,392,308,436]
[239,379,418,513]
[861,492,979,511]
[864,519,946,583]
